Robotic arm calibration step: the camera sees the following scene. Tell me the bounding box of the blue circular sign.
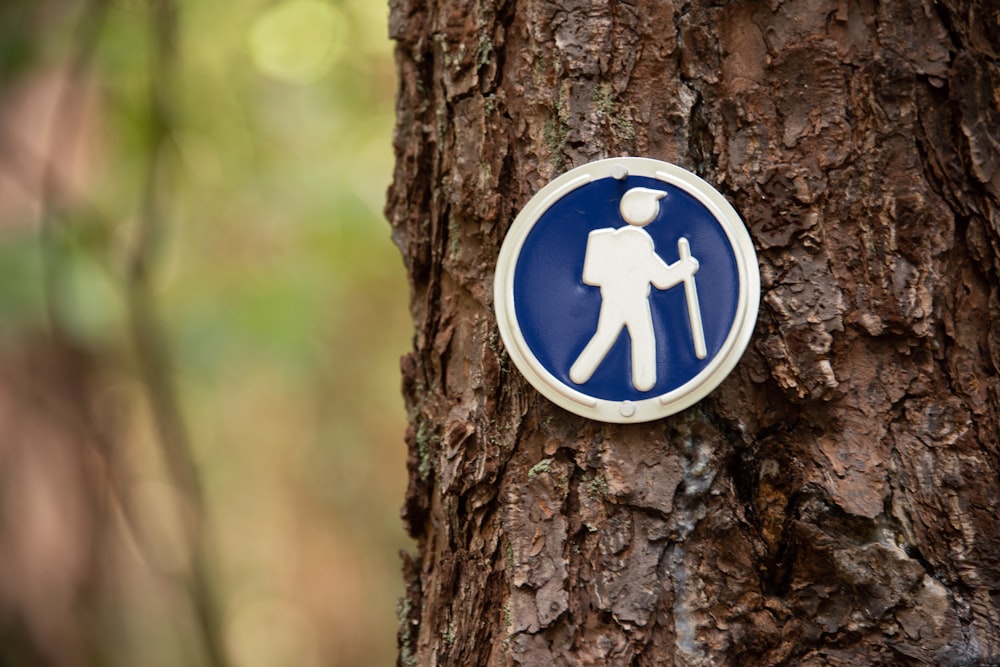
[494,158,759,422]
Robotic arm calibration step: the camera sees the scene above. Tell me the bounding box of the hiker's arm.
[651,250,697,289]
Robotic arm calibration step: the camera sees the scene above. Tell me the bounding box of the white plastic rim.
[493,157,760,423]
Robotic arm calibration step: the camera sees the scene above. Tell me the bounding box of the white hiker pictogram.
[568,187,707,391]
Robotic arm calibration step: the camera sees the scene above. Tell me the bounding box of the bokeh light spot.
[247,0,343,84]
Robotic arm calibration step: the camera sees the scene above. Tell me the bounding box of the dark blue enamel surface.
[512,175,741,401]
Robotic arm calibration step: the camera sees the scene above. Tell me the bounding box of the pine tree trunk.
[386,0,1000,664]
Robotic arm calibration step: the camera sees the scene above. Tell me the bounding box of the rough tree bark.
[386,0,1000,664]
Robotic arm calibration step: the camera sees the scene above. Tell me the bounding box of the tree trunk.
[386,0,1000,664]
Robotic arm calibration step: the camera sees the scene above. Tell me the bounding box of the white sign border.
[494,157,760,423]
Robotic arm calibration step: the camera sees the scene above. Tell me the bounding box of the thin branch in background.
[25,0,187,632]
[30,0,231,664]
[124,0,233,665]
[30,0,163,621]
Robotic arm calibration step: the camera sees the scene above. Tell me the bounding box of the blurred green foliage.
[0,0,410,665]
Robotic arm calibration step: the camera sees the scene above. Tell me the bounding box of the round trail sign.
[494,157,759,423]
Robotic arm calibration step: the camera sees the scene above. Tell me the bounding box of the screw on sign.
[494,157,759,423]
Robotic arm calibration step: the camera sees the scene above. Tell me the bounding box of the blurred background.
[0,1,410,665]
